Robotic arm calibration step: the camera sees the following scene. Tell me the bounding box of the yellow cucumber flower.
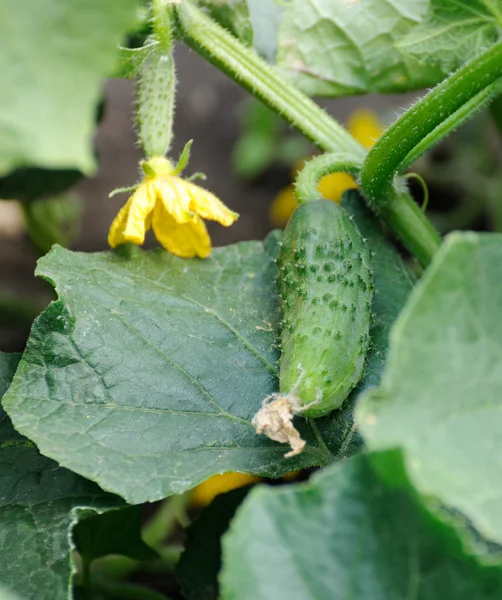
[108,146,238,258]
[190,473,261,507]
[269,109,384,228]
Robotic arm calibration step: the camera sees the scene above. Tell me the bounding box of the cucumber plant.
[3,1,502,599]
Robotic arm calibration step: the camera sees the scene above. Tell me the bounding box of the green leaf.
[247,0,285,61]
[275,0,446,97]
[73,505,157,563]
[0,352,122,599]
[0,0,140,175]
[3,240,332,504]
[313,191,416,457]
[3,195,414,503]
[358,232,502,545]
[398,0,501,71]
[177,486,250,600]
[220,451,502,600]
[0,587,25,600]
[199,0,253,45]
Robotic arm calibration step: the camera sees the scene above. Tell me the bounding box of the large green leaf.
[398,0,500,70]
[3,240,329,504]
[358,232,502,545]
[3,194,413,504]
[275,0,445,97]
[0,0,140,175]
[0,352,121,600]
[220,451,502,600]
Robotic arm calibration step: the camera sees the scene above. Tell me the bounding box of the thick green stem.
[380,184,441,267]
[175,2,365,163]
[294,153,360,204]
[152,0,173,51]
[401,79,502,171]
[361,41,502,203]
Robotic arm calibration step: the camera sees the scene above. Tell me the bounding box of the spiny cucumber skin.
[136,49,176,158]
[277,200,373,418]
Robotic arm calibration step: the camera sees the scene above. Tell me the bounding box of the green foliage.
[220,451,502,600]
[0,0,140,175]
[0,352,122,599]
[199,0,253,45]
[73,505,158,563]
[358,232,502,545]
[4,1,502,597]
[177,487,250,600]
[23,194,82,254]
[398,0,502,70]
[275,0,445,97]
[247,0,284,61]
[3,194,413,505]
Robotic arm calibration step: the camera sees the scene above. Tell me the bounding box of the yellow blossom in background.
[269,108,385,228]
[108,155,238,258]
[190,473,261,507]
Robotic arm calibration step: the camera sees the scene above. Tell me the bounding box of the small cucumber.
[136,49,176,158]
[277,199,373,418]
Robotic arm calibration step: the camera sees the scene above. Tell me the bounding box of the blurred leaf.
[73,505,158,563]
[0,0,139,174]
[0,587,24,600]
[398,0,500,70]
[199,0,253,45]
[23,193,82,254]
[0,352,122,600]
[276,0,446,97]
[0,167,83,203]
[358,232,502,545]
[247,0,285,61]
[220,451,502,600]
[232,131,277,179]
[178,486,250,600]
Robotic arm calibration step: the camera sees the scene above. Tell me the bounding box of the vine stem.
[174,2,366,163]
[294,153,360,204]
[361,41,502,204]
[174,2,445,266]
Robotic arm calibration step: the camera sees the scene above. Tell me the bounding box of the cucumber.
[253,199,374,457]
[136,48,176,158]
[277,199,373,418]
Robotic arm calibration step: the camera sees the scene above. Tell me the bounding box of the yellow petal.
[190,473,260,507]
[347,109,384,149]
[318,172,357,203]
[108,183,156,247]
[155,177,194,223]
[269,185,298,228]
[152,201,211,258]
[184,180,239,226]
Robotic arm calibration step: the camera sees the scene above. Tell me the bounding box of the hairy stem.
[361,42,502,204]
[174,2,366,163]
[294,153,360,204]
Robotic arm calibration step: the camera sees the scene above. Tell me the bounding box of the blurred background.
[2,43,502,353]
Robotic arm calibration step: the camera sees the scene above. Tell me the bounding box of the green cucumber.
[277,199,373,418]
[136,48,176,158]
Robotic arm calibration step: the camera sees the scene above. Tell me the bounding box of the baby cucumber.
[277,199,373,418]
